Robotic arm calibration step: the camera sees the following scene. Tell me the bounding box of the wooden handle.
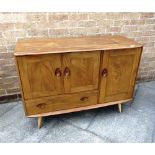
[64,67,70,77]
[36,103,46,109]
[80,97,88,102]
[102,68,108,77]
[55,68,61,77]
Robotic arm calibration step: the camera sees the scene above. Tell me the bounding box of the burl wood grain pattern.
[99,48,142,103]
[14,35,142,56]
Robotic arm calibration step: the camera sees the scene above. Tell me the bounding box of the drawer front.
[25,91,98,116]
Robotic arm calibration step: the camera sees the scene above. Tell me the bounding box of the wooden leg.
[118,103,122,113]
[38,117,43,129]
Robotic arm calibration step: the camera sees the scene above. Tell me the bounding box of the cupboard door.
[63,51,100,93]
[17,54,63,99]
[99,48,142,103]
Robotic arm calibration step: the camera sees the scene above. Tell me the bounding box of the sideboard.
[14,35,143,128]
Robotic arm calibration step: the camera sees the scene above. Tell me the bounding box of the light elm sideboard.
[14,35,142,128]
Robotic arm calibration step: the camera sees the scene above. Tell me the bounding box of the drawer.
[25,91,98,116]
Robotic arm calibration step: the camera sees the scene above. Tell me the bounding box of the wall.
[0,12,155,97]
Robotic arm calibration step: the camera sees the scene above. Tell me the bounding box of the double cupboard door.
[17,51,101,100]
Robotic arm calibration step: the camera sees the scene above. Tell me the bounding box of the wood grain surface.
[63,51,100,93]
[14,35,142,56]
[26,90,98,115]
[99,48,142,103]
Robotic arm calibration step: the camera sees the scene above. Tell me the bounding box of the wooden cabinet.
[14,35,142,128]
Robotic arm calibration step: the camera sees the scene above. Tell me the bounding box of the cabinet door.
[17,54,63,99]
[63,51,100,93]
[99,48,142,103]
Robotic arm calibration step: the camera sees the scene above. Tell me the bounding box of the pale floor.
[0,81,155,143]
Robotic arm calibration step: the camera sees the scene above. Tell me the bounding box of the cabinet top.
[14,35,142,56]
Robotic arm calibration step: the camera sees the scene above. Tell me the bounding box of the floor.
[0,81,155,143]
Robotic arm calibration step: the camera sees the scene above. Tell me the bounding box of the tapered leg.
[118,104,122,113]
[38,117,43,128]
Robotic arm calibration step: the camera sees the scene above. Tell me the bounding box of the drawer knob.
[55,68,62,77]
[64,67,71,77]
[36,103,46,109]
[80,97,88,102]
[102,68,108,77]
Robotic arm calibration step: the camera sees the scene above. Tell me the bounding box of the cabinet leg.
[38,117,43,129]
[118,104,122,113]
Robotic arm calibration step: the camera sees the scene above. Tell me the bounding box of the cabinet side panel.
[15,56,27,115]
[127,47,142,98]
[17,56,32,99]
